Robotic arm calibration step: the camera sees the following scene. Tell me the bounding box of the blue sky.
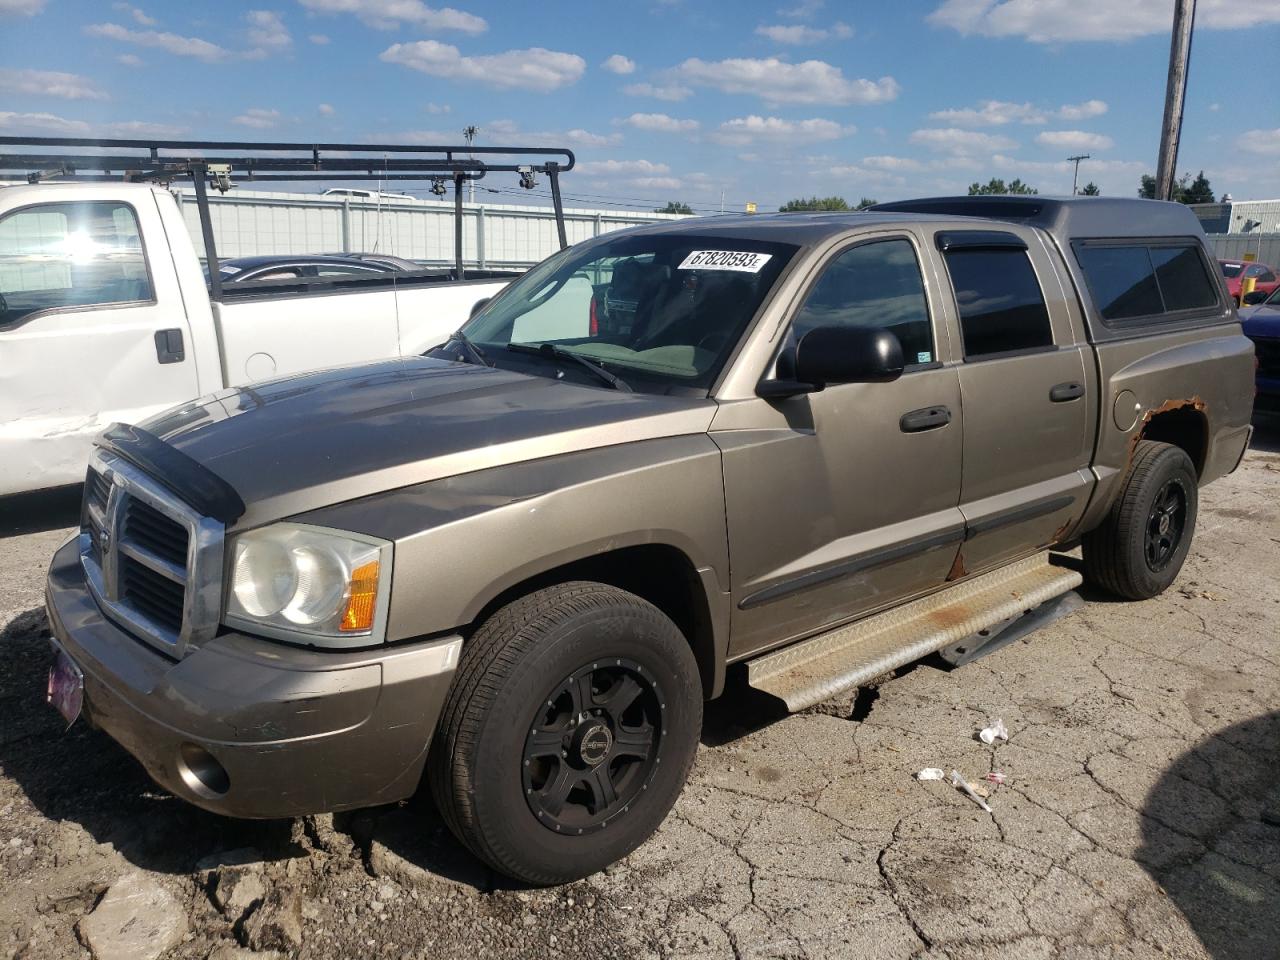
[2,0,1279,212]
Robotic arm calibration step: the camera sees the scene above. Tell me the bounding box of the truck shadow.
[1249,412,1280,454]
[0,485,82,538]
[1138,710,1280,959]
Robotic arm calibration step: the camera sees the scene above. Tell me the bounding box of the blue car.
[1241,288,1280,412]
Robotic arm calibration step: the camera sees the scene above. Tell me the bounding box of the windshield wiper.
[506,342,632,392]
[447,330,493,367]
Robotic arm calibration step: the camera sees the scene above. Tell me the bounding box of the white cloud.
[0,68,109,101]
[0,111,89,133]
[233,107,281,129]
[0,112,187,138]
[0,0,45,14]
[632,176,683,190]
[425,101,450,114]
[297,0,486,33]
[909,127,1018,154]
[861,155,925,172]
[85,22,230,61]
[927,0,1280,43]
[1057,99,1107,121]
[712,115,852,145]
[779,0,824,18]
[930,100,1045,126]
[1209,102,1221,112]
[318,102,335,115]
[576,159,672,177]
[485,118,620,148]
[619,112,698,133]
[308,33,330,43]
[623,81,692,102]
[111,3,155,25]
[117,53,143,66]
[380,41,585,92]
[1239,128,1280,156]
[1035,129,1114,151]
[601,54,635,75]
[671,56,899,106]
[754,22,852,43]
[245,10,291,58]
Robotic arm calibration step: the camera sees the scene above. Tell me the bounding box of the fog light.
[177,742,230,798]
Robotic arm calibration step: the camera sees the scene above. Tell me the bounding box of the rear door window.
[941,247,1053,359]
[1074,241,1219,323]
[0,201,153,326]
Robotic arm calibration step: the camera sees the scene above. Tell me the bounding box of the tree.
[1078,182,1101,196]
[855,197,878,210]
[1138,171,1215,204]
[779,196,850,212]
[967,178,1037,196]
[655,201,693,215]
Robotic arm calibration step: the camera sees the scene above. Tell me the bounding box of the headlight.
[224,523,392,645]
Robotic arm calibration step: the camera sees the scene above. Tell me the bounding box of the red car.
[1219,259,1279,302]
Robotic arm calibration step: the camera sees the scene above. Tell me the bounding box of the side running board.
[745,552,1083,712]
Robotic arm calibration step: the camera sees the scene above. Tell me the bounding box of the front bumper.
[44,539,461,819]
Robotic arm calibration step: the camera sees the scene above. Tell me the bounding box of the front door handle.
[154,328,185,364]
[899,405,952,433]
[1049,381,1084,403]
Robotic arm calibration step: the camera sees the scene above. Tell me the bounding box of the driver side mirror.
[470,297,492,319]
[759,326,904,398]
[1242,290,1268,306]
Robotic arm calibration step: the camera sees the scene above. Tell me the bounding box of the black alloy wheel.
[1144,477,1188,572]
[522,658,663,835]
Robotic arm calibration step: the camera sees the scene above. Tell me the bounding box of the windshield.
[1220,262,1244,278]
[443,233,798,395]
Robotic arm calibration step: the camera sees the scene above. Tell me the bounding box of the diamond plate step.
[746,552,1083,712]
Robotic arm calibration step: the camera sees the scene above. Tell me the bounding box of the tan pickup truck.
[45,196,1255,885]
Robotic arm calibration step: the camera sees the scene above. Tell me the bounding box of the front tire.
[428,581,702,885]
[1083,440,1198,600]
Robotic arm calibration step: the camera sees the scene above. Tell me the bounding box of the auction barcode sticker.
[677,250,772,273]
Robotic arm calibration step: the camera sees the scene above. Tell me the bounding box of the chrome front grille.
[80,450,225,657]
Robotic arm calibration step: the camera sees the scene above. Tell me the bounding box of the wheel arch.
[464,543,728,700]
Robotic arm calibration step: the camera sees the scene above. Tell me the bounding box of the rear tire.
[1083,440,1198,600]
[428,581,702,885]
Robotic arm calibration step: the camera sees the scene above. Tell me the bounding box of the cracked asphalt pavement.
[2,421,1278,960]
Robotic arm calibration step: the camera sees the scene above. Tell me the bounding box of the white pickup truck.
[0,181,515,495]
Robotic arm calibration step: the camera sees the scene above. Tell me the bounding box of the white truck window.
[0,201,153,327]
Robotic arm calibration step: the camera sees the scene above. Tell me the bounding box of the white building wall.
[1205,234,1280,266]
[173,188,687,266]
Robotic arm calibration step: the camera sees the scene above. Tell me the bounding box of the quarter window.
[792,239,935,365]
[1074,241,1219,323]
[942,248,1053,358]
[0,201,153,326]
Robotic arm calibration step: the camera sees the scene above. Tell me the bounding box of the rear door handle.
[899,405,952,433]
[154,328,185,364]
[1049,381,1084,403]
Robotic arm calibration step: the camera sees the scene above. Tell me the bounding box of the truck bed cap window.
[1074,240,1219,324]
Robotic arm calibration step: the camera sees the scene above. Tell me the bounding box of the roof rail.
[0,136,577,290]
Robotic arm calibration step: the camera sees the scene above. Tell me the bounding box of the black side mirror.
[758,326,904,398]
[470,297,492,319]
[1242,290,1267,306]
[796,325,904,386]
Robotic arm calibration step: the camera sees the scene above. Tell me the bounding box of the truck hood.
[1241,302,1280,340]
[142,357,716,528]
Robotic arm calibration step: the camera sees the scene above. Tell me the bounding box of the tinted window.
[1150,246,1218,311]
[1076,242,1218,321]
[1074,246,1164,320]
[943,248,1053,358]
[0,201,152,326]
[1220,262,1244,278]
[793,239,934,364]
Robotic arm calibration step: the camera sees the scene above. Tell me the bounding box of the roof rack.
[0,136,577,294]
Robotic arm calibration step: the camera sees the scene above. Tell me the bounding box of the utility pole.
[1156,0,1196,201]
[462,125,479,205]
[1067,154,1090,195]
